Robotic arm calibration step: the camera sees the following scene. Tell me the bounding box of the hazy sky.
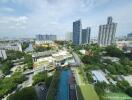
[0,0,132,39]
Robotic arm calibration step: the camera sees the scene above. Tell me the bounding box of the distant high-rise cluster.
[36,34,57,41]
[65,32,72,41]
[127,33,132,39]
[73,20,91,45]
[35,34,57,45]
[98,17,117,46]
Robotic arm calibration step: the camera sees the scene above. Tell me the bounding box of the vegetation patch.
[7,86,37,100]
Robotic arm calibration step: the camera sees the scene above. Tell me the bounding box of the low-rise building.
[123,75,132,86]
[35,40,54,45]
[0,43,22,52]
[92,70,109,84]
[102,56,120,63]
[116,40,132,51]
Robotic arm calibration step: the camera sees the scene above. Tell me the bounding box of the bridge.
[23,66,56,75]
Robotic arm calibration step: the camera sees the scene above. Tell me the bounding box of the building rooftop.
[92,70,109,84]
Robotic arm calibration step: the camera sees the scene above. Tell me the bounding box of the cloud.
[0,7,14,13]
[0,16,28,35]
[0,0,132,38]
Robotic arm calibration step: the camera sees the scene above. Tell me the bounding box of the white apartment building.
[0,43,22,52]
[0,50,7,60]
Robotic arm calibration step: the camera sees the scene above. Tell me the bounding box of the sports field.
[77,84,99,100]
[72,67,99,100]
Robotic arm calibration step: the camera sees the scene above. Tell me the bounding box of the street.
[35,84,47,100]
[72,52,88,83]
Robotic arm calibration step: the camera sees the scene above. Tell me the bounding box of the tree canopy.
[7,86,37,100]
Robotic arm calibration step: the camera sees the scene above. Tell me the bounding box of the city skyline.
[0,0,132,39]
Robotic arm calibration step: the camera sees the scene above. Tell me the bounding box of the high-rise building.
[0,50,7,60]
[82,27,91,44]
[127,33,132,39]
[65,32,72,41]
[73,20,82,45]
[98,17,117,46]
[36,34,57,41]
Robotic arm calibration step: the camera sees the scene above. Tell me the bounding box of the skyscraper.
[82,27,91,44]
[73,20,82,45]
[98,17,117,46]
[127,33,132,39]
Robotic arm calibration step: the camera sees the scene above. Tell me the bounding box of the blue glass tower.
[73,20,82,45]
[82,27,91,44]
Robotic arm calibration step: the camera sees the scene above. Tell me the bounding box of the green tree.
[105,45,124,58]
[116,80,130,91]
[22,42,29,50]
[24,54,33,69]
[126,87,132,97]
[7,87,37,100]
[33,72,47,85]
[0,72,26,98]
[0,60,12,75]
[7,50,24,60]
[94,82,107,95]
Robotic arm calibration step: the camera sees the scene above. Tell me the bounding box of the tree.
[7,50,25,60]
[7,87,37,100]
[24,54,33,69]
[34,46,52,52]
[86,72,93,83]
[105,45,124,58]
[116,80,130,91]
[94,82,107,95]
[33,72,47,85]
[0,60,12,75]
[11,72,26,84]
[106,64,117,74]
[22,42,29,50]
[0,72,26,98]
[126,87,132,97]
[125,52,132,60]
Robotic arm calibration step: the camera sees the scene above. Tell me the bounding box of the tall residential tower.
[82,27,91,44]
[98,17,117,46]
[73,20,82,45]
[73,20,91,45]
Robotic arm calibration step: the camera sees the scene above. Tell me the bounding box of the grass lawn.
[72,68,99,100]
[103,92,132,100]
[77,84,99,100]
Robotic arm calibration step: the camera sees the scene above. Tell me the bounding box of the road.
[72,52,88,83]
[35,85,47,100]
[21,73,33,88]
[72,52,81,65]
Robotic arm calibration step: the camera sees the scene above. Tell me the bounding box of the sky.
[0,0,132,39]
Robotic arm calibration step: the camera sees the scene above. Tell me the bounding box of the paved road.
[35,85,47,100]
[72,52,81,65]
[21,73,33,88]
[72,52,88,83]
